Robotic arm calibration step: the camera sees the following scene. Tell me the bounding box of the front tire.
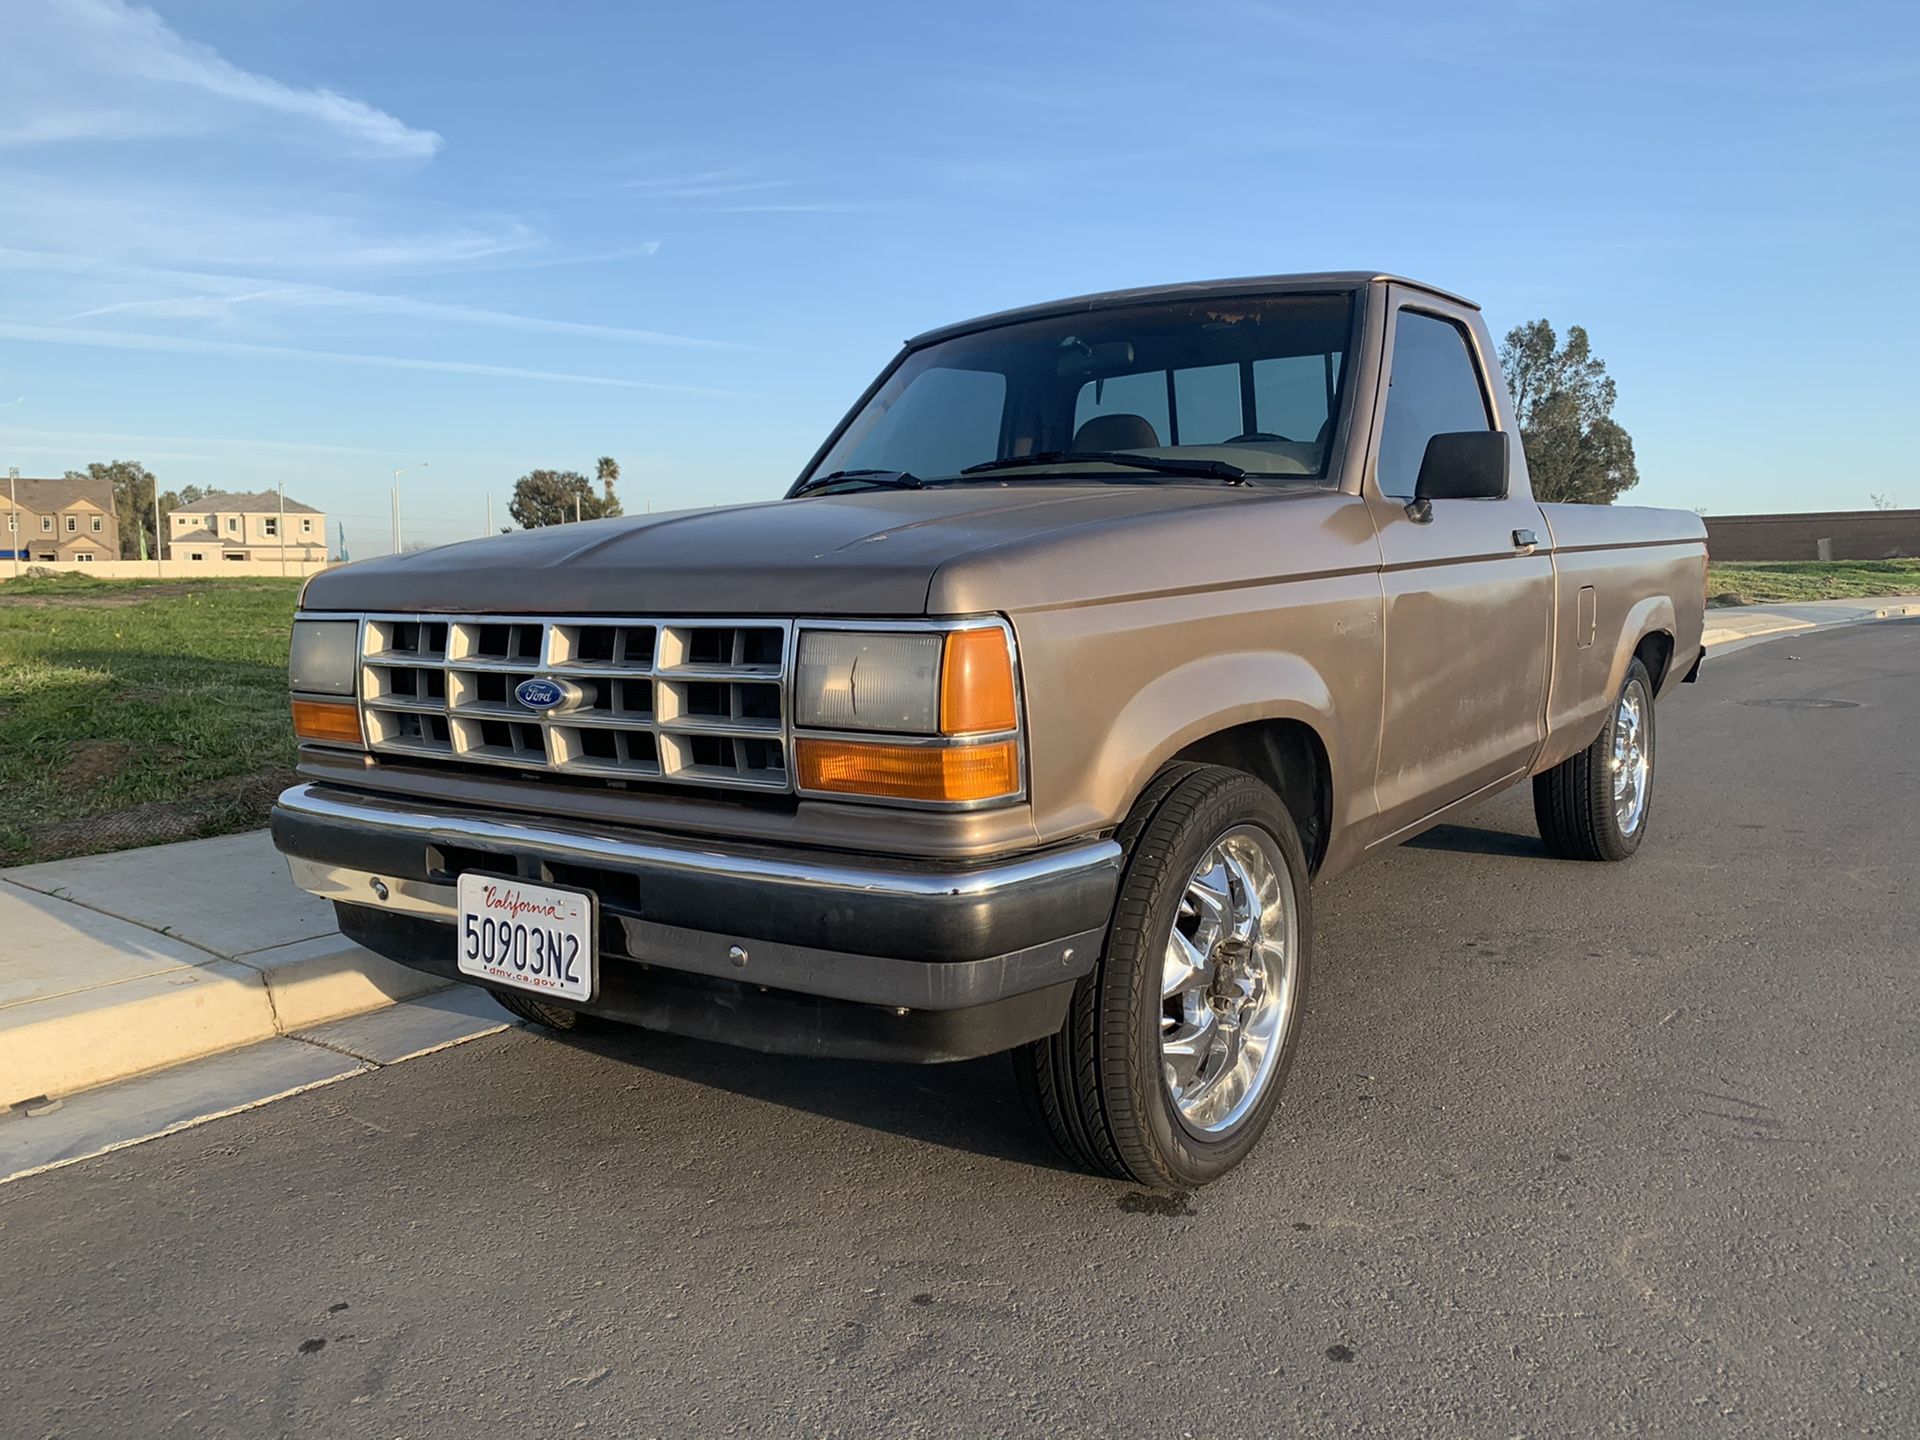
[488,988,596,1032]
[1015,764,1312,1188]
[1534,657,1656,861]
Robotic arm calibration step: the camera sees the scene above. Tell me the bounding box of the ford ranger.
[272,272,1707,1187]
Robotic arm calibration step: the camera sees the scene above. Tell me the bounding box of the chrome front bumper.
[270,783,1121,1048]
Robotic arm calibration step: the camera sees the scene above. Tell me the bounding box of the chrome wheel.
[1612,677,1653,836]
[1160,824,1299,1136]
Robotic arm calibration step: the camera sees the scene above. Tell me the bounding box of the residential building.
[0,475,120,564]
[165,491,327,563]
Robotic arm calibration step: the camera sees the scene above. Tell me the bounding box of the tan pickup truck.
[273,271,1706,1187]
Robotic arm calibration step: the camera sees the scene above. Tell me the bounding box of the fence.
[0,557,336,582]
[1704,509,1920,562]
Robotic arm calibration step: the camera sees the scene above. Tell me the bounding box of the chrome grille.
[360,615,791,791]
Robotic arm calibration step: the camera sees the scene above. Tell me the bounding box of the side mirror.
[1407,430,1508,521]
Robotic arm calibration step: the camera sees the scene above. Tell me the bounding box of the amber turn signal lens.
[939,628,1017,735]
[796,738,1019,803]
[292,698,363,745]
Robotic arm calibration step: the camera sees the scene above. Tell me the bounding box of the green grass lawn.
[1708,559,1920,605]
[0,574,302,865]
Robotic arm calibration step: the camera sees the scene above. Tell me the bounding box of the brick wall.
[1704,509,1920,561]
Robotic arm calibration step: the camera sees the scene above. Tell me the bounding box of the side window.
[842,366,1006,477]
[1375,312,1492,499]
[1073,371,1169,447]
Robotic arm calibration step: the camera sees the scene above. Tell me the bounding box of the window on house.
[301,518,313,533]
[41,515,53,532]
[264,517,279,537]
[226,516,239,532]
[65,515,78,533]
[224,551,246,561]
[190,551,204,561]
[76,552,93,563]
[5,514,14,533]
[91,515,103,532]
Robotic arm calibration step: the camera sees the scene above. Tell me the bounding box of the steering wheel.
[1224,430,1289,444]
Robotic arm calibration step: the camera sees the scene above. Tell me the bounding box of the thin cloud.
[0,424,406,457]
[52,275,746,351]
[711,202,872,214]
[0,323,742,396]
[13,0,441,158]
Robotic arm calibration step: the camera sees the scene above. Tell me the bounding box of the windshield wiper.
[792,468,925,497]
[960,451,1249,484]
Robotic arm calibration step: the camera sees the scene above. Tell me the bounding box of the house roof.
[168,528,224,545]
[171,490,321,515]
[0,476,118,515]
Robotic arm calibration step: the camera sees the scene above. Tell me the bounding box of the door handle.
[1513,528,1539,551]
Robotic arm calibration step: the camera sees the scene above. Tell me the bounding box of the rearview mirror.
[1054,340,1137,377]
[1413,430,1509,505]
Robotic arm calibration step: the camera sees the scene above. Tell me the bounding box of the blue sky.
[1,0,1914,557]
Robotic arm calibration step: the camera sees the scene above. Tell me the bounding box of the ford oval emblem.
[514,677,569,712]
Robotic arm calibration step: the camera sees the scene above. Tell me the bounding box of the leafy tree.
[509,468,625,528]
[64,459,158,557]
[1498,320,1639,505]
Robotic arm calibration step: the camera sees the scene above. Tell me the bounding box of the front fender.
[1051,649,1348,844]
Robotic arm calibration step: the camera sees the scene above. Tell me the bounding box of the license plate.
[456,873,596,1003]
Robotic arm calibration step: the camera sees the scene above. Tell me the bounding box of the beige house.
[166,491,327,563]
[1,476,120,564]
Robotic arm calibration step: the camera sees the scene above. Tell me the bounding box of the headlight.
[289,617,363,746]
[290,619,357,695]
[795,630,942,733]
[793,624,1021,805]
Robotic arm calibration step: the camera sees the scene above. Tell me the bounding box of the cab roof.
[905,271,1477,349]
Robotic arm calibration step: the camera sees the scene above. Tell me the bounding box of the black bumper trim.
[336,905,1080,1063]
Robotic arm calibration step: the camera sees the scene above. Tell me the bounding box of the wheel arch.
[1084,651,1345,877]
[1168,721,1334,875]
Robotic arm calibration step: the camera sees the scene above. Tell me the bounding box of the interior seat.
[1072,413,1161,451]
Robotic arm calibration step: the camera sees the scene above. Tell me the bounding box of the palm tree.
[595,456,619,503]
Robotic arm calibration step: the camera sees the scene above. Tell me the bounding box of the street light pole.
[277,482,287,579]
[392,462,428,553]
[8,467,18,580]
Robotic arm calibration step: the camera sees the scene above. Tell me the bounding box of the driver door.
[1363,289,1553,843]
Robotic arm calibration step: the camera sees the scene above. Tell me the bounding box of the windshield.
[800,292,1355,490]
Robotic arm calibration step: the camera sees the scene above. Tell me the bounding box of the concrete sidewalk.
[1702,593,1920,652]
[1,829,459,1107]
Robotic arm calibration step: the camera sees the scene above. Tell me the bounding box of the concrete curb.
[1701,598,1920,653]
[1,831,448,1108]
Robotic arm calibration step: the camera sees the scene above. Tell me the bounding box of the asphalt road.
[4,622,1916,1439]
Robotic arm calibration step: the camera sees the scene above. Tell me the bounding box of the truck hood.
[299,485,1253,616]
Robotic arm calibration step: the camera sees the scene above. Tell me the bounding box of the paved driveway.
[3,621,1915,1438]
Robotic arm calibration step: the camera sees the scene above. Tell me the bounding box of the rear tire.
[1014,763,1312,1188]
[488,989,596,1032]
[1534,657,1656,862]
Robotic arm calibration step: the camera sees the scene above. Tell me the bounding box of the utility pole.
[486,494,493,536]
[277,482,287,579]
[8,467,18,580]
[153,480,163,577]
[574,493,582,525]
